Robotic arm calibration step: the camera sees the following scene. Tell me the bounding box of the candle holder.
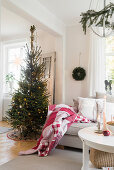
[95,121,103,134]
[103,96,107,131]
[95,112,103,134]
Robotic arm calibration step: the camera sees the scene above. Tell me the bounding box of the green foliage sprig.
[80,2,114,34]
[6,72,15,83]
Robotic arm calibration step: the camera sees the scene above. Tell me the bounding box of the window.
[105,35,114,93]
[3,41,26,93]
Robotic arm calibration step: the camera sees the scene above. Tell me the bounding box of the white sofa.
[59,92,114,149]
[59,122,97,149]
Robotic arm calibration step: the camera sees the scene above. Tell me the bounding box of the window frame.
[105,34,114,93]
[3,40,27,94]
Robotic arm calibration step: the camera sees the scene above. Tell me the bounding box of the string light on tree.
[19,105,22,108]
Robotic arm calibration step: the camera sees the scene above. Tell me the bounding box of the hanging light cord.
[89,0,93,10]
[95,0,100,11]
[89,0,110,11]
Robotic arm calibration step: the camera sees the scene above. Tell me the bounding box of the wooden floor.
[0,121,37,166]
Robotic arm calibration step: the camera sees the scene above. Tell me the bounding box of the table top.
[78,126,114,153]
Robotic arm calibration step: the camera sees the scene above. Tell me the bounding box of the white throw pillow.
[77,97,105,121]
[78,97,97,121]
[106,102,114,122]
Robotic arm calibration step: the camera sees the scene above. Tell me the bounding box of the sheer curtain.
[0,2,3,121]
[0,42,3,121]
[88,30,106,97]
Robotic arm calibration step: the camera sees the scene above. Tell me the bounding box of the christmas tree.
[7,25,49,139]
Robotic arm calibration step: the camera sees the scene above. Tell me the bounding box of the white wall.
[39,34,64,104]
[65,24,89,105]
[37,32,64,104]
[38,31,56,54]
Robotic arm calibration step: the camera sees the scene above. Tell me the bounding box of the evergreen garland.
[80,2,114,34]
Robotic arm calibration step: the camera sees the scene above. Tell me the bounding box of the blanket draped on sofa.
[19,104,89,156]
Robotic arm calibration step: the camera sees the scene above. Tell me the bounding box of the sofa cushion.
[73,99,79,113]
[106,102,114,122]
[65,122,96,136]
[77,97,105,122]
[96,92,114,103]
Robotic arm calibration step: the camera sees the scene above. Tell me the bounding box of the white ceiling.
[1,6,31,40]
[1,0,114,39]
[37,0,114,25]
[1,6,48,40]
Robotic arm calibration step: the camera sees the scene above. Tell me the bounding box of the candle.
[103,95,107,131]
[97,115,100,123]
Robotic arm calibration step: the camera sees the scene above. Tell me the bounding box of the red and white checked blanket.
[19,104,89,157]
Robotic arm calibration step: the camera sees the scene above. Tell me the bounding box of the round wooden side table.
[78,126,114,170]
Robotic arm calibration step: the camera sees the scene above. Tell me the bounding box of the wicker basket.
[90,148,114,169]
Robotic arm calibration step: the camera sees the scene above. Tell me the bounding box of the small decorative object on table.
[95,114,103,134]
[103,130,110,136]
[103,95,110,136]
[95,103,102,134]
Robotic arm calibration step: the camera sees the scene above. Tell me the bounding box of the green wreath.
[72,67,86,81]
